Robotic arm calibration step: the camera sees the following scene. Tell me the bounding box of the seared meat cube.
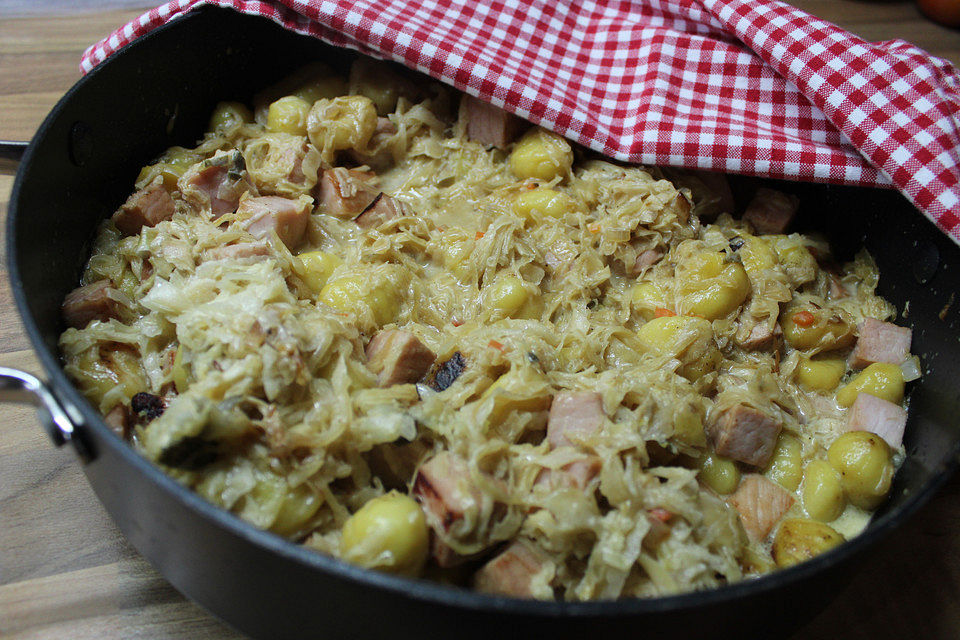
[461,94,522,148]
[742,187,799,235]
[728,474,794,541]
[849,318,912,369]
[180,151,253,217]
[474,540,553,598]
[112,177,175,235]
[354,193,409,229]
[315,167,379,219]
[62,279,122,329]
[238,195,311,249]
[707,404,782,467]
[365,330,436,387]
[846,393,908,449]
[547,391,604,448]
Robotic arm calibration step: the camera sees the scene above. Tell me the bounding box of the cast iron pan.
[4,7,960,639]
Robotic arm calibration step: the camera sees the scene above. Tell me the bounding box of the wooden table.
[1,3,958,638]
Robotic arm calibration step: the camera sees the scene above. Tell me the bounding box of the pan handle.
[0,367,92,461]
[0,140,28,163]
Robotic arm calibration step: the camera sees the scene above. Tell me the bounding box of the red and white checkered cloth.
[81,0,960,243]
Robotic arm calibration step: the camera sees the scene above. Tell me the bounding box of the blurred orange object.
[917,0,960,27]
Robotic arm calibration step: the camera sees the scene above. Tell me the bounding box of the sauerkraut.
[59,58,914,600]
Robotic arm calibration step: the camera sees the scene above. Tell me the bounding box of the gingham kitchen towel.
[81,0,960,243]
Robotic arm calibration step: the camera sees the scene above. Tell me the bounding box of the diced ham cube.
[414,452,479,525]
[846,393,908,449]
[631,248,665,274]
[538,391,606,490]
[204,241,271,262]
[238,196,311,249]
[535,457,603,492]
[849,318,912,369]
[354,193,409,229]
[547,391,605,449]
[112,177,175,235]
[642,509,675,550]
[474,540,552,598]
[728,474,794,541]
[365,330,436,387]
[707,404,782,467]
[62,280,122,329]
[413,452,492,568]
[180,151,252,217]
[104,405,130,439]
[739,321,783,351]
[742,188,799,235]
[461,95,522,148]
[315,168,379,219]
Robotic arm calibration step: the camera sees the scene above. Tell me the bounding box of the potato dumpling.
[796,356,846,392]
[675,251,750,320]
[307,95,378,159]
[781,304,855,351]
[298,250,343,293]
[636,315,720,381]
[772,237,817,286]
[267,95,312,136]
[208,100,253,134]
[827,431,894,509]
[836,363,904,407]
[630,281,668,321]
[485,275,541,319]
[340,492,429,576]
[320,274,399,325]
[764,433,803,491]
[772,518,844,569]
[137,147,202,190]
[293,76,348,105]
[512,188,575,222]
[509,128,573,181]
[699,452,740,494]
[739,236,777,273]
[801,459,846,522]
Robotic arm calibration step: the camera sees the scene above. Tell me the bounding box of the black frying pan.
[4,7,960,639]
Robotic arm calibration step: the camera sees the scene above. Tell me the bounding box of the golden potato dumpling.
[764,433,803,491]
[836,363,904,407]
[796,356,846,392]
[801,459,846,522]
[636,315,720,381]
[630,281,668,321]
[485,275,541,319]
[675,251,750,320]
[699,452,741,495]
[208,101,253,134]
[772,518,844,569]
[320,275,399,326]
[298,251,343,293]
[512,188,574,221]
[340,492,429,576]
[781,304,855,351]
[827,431,894,510]
[267,95,312,135]
[509,128,573,181]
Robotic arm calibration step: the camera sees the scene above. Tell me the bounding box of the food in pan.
[58,58,917,600]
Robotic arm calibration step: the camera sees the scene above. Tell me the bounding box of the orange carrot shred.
[654,307,676,318]
[649,508,674,523]
[476,231,485,239]
[792,310,817,327]
[488,340,505,352]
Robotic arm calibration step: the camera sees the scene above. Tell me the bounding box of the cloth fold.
[81,0,960,243]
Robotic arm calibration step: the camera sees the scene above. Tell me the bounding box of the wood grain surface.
[1,3,958,639]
